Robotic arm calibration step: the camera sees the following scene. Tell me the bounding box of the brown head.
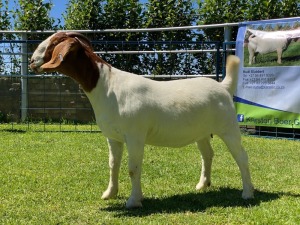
[30,32,110,92]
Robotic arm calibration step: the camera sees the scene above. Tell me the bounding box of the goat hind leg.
[102,139,124,200]
[248,48,255,65]
[196,138,214,191]
[220,132,254,199]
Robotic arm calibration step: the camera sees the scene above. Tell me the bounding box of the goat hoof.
[196,181,211,191]
[242,187,254,199]
[126,197,143,209]
[101,189,118,200]
[242,192,254,199]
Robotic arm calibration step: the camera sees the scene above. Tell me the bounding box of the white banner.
[235,17,300,128]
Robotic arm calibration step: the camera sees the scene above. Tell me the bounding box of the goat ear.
[41,39,78,71]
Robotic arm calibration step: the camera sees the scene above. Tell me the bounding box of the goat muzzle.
[29,62,42,73]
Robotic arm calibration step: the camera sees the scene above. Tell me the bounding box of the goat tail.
[221,55,240,95]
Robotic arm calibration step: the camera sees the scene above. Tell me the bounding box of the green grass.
[244,41,300,67]
[0,128,299,224]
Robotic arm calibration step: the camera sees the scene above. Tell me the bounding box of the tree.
[198,0,248,42]
[144,0,198,75]
[0,0,12,75]
[246,0,300,21]
[101,0,145,74]
[198,0,300,42]
[64,0,103,30]
[13,0,56,31]
[12,0,57,48]
[0,0,10,31]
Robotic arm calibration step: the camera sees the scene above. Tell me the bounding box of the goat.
[247,28,300,65]
[30,32,254,209]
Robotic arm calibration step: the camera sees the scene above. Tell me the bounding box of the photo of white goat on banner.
[245,27,300,66]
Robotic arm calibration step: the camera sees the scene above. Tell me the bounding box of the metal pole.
[224,26,232,43]
[21,33,28,121]
[0,22,240,34]
[223,26,233,79]
[224,25,233,57]
[216,42,220,81]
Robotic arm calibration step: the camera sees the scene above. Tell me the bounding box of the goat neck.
[57,46,102,92]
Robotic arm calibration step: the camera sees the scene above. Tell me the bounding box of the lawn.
[0,129,299,224]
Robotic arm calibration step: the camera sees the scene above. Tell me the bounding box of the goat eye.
[59,54,63,62]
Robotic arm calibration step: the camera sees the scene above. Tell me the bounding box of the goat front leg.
[277,48,283,64]
[125,135,145,209]
[102,138,124,200]
[196,138,214,191]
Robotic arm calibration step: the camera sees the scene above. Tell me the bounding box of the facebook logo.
[237,114,244,122]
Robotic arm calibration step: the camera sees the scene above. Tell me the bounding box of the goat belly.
[145,129,211,148]
[144,121,212,148]
[145,132,202,148]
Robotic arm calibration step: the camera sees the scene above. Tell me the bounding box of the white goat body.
[30,32,254,208]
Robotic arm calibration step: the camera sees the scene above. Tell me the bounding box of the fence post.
[224,25,232,44]
[223,26,233,79]
[21,33,28,122]
[224,25,233,61]
[216,42,220,81]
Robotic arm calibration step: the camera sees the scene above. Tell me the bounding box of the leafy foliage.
[0,0,11,75]
[247,0,300,20]
[143,0,198,75]
[100,0,145,74]
[12,0,56,31]
[64,0,103,30]
[0,0,10,31]
[198,0,300,42]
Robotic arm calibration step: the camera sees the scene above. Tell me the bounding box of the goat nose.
[29,63,37,72]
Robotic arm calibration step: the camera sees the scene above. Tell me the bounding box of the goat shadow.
[2,128,27,133]
[100,187,296,217]
[282,55,300,63]
[252,54,300,66]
